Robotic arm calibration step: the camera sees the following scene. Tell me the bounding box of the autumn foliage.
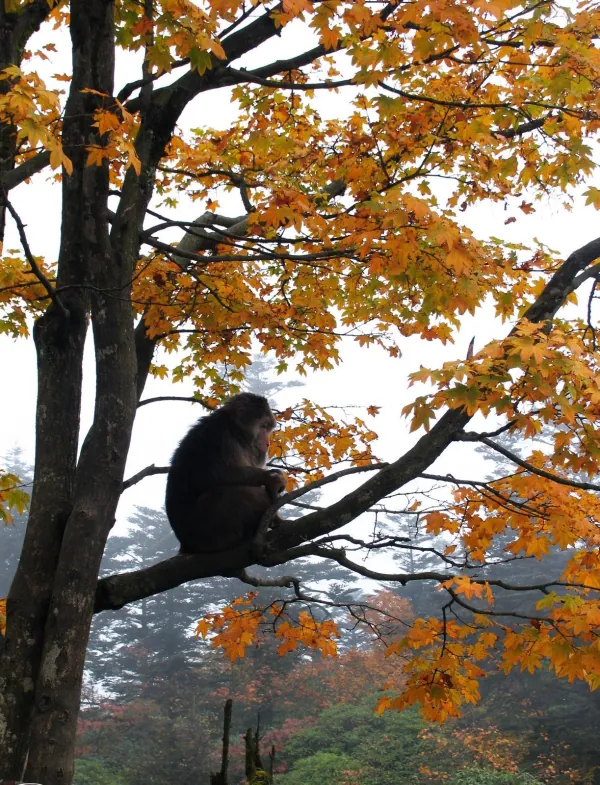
[2,0,600,781]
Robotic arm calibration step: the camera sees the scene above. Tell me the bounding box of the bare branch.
[122,464,169,491]
[458,421,517,440]
[276,463,388,509]
[478,437,600,493]
[226,67,354,91]
[137,396,211,408]
[4,195,68,317]
[253,463,388,551]
[235,568,301,593]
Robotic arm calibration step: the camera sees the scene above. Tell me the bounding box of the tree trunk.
[0,1,120,780]
[21,1,135,781]
[0,2,89,775]
[210,699,233,785]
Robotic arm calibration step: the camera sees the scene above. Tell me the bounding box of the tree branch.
[94,237,600,611]
[1,150,50,190]
[523,236,600,322]
[458,421,517,440]
[122,464,169,491]
[4,195,68,317]
[234,568,301,594]
[125,2,285,114]
[137,395,210,408]
[253,463,388,550]
[477,437,600,493]
[8,1,55,63]
[495,117,546,138]
[226,67,354,91]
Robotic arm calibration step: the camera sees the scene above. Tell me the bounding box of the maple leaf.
[320,26,341,50]
[584,186,600,210]
[86,146,108,167]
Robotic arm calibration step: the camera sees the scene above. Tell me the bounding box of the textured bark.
[19,2,122,781]
[210,699,232,785]
[0,3,81,777]
[0,303,87,777]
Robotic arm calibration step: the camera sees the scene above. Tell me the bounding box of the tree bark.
[0,0,117,779]
[0,2,83,776]
[19,1,126,781]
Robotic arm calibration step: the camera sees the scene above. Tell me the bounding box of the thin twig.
[122,464,169,491]
[137,395,211,408]
[4,195,68,317]
[479,437,600,493]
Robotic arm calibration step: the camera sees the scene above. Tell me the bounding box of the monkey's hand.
[265,469,286,501]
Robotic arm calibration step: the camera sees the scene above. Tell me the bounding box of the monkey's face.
[226,393,277,464]
[255,415,275,453]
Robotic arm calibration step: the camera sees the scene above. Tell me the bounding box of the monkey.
[165,393,286,554]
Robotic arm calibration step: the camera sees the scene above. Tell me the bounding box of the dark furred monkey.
[165,393,286,553]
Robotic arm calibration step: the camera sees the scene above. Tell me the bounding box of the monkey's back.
[165,410,245,528]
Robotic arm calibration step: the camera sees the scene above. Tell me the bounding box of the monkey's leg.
[179,487,272,553]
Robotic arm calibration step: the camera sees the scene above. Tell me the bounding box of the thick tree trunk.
[0,3,86,777]
[0,1,119,780]
[20,2,127,782]
[0,303,87,777]
[4,0,179,776]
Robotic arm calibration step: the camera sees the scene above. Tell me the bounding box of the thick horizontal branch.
[95,547,259,611]
[1,151,51,190]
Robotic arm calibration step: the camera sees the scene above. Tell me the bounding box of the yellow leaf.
[86,146,107,167]
[195,618,211,638]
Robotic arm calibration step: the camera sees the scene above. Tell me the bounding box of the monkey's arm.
[211,466,284,488]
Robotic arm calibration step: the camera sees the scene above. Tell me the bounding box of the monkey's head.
[223,393,276,457]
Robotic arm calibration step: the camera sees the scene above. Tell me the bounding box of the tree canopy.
[1,1,600,783]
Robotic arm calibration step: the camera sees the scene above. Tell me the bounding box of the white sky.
[1,9,599,531]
